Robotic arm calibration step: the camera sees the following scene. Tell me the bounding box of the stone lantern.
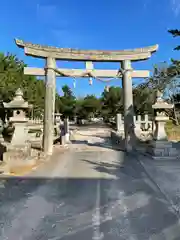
[54,112,62,125]
[4,88,29,146]
[54,112,62,136]
[153,90,173,140]
[147,90,178,160]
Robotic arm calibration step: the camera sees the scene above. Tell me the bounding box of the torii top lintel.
[15,39,158,62]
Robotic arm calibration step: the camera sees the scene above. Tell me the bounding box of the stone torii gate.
[15,39,158,155]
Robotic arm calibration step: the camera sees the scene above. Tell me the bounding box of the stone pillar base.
[147,140,178,160]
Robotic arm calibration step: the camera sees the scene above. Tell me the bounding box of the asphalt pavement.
[0,127,180,240]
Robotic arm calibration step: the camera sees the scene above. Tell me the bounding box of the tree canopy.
[0,53,46,117]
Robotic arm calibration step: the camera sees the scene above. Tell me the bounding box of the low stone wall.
[116,113,154,134]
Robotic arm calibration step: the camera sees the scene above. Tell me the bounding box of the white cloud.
[171,0,180,16]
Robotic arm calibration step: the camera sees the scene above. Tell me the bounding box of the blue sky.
[0,0,180,97]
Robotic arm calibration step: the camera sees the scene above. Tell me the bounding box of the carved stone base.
[147,140,178,160]
[2,142,43,174]
[3,143,32,163]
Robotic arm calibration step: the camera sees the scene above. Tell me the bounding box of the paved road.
[0,128,180,239]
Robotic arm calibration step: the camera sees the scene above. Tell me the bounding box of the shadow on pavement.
[80,152,148,180]
[70,136,125,151]
[0,173,180,239]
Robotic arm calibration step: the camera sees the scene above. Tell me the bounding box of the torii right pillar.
[122,60,135,152]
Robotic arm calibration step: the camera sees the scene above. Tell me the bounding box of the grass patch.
[165,120,180,141]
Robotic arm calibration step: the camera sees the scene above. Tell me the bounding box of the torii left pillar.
[122,60,135,152]
[43,58,56,155]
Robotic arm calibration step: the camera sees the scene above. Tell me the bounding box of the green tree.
[101,86,123,121]
[59,85,76,119]
[0,53,46,117]
[168,29,180,50]
[75,98,87,120]
[133,84,154,115]
[137,62,180,123]
[80,95,101,120]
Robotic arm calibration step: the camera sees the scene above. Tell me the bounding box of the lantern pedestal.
[147,91,178,160]
[10,120,29,146]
